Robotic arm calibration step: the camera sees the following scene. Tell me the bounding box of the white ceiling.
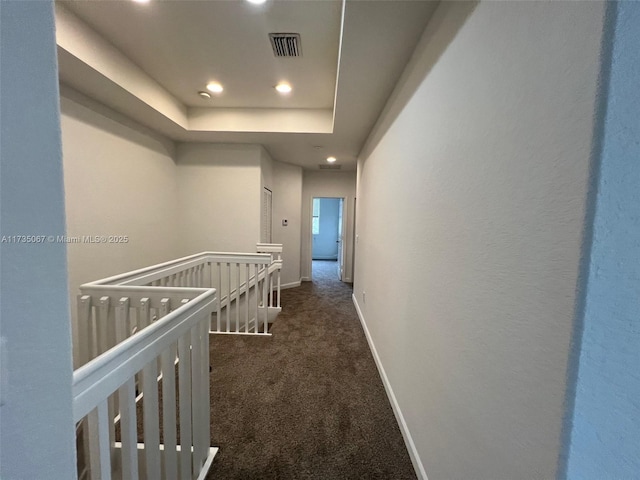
[56,0,438,170]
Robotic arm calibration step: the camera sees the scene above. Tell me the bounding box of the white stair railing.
[74,287,216,480]
[73,245,284,478]
[257,243,283,309]
[76,245,284,368]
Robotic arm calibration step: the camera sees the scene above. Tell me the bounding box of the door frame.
[309,196,346,280]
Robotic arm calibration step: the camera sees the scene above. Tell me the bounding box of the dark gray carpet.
[206,261,417,479]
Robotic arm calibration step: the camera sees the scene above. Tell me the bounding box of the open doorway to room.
[311,197,345,281]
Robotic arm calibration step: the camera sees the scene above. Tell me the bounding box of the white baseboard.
[301,276,311,282]
[352,294,428,480]
[281,279,301,290]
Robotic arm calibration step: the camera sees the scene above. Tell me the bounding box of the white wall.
[177,143,262,254]
[0,1,76,477]
[60,91,180,362]
[302,171,356,281]
[354,2,607,479]
[61,92,180,285]
[272,161,303,288]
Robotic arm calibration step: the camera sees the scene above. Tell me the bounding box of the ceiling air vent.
[318,164,342,170]
[269,33,302,57]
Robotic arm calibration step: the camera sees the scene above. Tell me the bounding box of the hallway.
[207,261,415,479]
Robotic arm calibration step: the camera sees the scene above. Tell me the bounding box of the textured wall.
[177,143,262,254]
[61,92,180,369]
[0,1,76,477]
[566,3,640,478]
[61,93,179,352]
[353,2,606,479]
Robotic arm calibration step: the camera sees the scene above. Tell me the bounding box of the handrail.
[72,245,283,479]
[83,251,271,287]
[73,288,215,421]
[74,245,284,366]
[73,287,216,480]
[256,243,283,254]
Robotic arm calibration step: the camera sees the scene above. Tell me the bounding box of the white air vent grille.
[269,33,302,57]
[318,164,342,170]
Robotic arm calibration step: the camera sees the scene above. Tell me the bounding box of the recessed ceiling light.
[132,0,150,3]
[198,91,211,99]
[206,82,224,94]
[327,156,337,163]
[246,0,267,4]
[275,83,292,94]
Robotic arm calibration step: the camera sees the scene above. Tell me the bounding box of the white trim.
[301,276,311,282]
[212,332,272,337]
[281,280,301,290]
[352,294,428,480]
[256,243,283,254]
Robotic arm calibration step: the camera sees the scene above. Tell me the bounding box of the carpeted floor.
[206,261,417,479]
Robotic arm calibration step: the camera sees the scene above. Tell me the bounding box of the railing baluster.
[199,322,211,461]
[178,331,193,480]
[88,401,112,480]
[269,270,274,308]
[277,262,281,308]
[236,263,240,333]
[97,296,118,462]
[263,268,269,334]
[255,264,260,334]
[217,262,222,332]
[226,262,231,333]
[135,298,150,404]
[97,297,110,355]
[160,298,171,318]
[245,264,250,333]
[161,342,178,480]
[118,377,138,480]
[139,298,150,329]
[116,297,130,343]
[191,324,203,473]
[159,298,171,373]
[142,357,161,479]
[77,295,92,367]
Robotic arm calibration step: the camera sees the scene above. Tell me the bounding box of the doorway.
[311,197,345,280]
